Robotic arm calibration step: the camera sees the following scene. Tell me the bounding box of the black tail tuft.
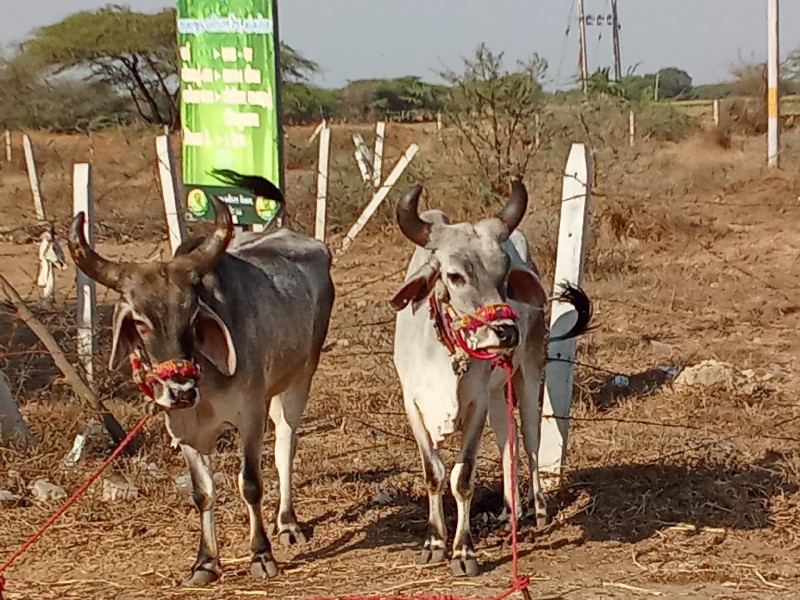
[209,169,284,204]
[549,282,594,342]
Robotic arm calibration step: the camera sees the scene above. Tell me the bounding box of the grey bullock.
[390,181,591,576]
[67,172,334,586]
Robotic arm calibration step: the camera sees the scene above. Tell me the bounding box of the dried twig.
[0,273,133,448]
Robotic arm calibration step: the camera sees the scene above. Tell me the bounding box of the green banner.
[177,0,282,225]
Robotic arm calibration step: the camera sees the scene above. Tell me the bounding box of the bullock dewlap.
[390,180,592,577]
[67,172,335,586]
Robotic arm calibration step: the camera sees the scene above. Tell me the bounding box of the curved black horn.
[496,179,528,233]
[68,213,130,291]
[396,185,431,247]
[184,196,234,276]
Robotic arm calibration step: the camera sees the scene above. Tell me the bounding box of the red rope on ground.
[0,415,151,599]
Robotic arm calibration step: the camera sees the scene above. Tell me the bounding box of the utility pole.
[611,0,622,81]
[577,0,589,94]
[767,0,780,168]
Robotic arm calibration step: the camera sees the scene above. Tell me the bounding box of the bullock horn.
[68,213,130,291]
[496,179,528,233]
[396,185,431,247]
[184,196,234,275]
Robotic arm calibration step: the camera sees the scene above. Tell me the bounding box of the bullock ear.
[192,300,237,376]
[508,266,547,308]
[109,302,140,371]
[389,260,440,312]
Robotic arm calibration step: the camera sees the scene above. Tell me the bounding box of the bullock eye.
[447,272,466,286]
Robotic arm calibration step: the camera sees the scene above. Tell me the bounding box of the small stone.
[30,478,66,503]
[101,477,139,502]
[374,489,394,505]
[336,338,351,348]
[0,490,20,502]
[175,474,192,495]
[611,375,629,388]
[355,300,368,309]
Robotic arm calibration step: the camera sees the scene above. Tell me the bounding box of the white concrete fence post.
[73,164,96,386]
[539,143,593,490]
[712,99,720,128]
[315,124,331,242]
[628,111,635,148]
[372,121,385,189]
[5,130,11,162]
[156,134,186,255]
[23,134,45,223]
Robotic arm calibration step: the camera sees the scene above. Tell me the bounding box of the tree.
[656,67,692,99]
[20,5,320,128]
[23,6,178,126]
[440,44,548,195]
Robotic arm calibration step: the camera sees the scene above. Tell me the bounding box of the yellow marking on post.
[768,88,779,119]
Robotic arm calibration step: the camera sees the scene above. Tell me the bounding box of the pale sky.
[3,1,799,89]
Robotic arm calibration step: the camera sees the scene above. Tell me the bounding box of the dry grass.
[2,125,800,599]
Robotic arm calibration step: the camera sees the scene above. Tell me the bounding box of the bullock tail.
[209,169,285,204]
[549,282,594,342]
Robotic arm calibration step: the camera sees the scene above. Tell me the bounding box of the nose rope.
[130,350,202,400]
[429,296,518,363]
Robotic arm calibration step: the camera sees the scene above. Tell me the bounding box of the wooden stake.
[339,143,419,254]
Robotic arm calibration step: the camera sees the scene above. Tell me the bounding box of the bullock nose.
[167,377,198,407]
[494,323,520,348]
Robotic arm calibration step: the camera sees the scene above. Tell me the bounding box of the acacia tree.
[441,44,548,195]
[21,5,319,128]
[23,6,179,126]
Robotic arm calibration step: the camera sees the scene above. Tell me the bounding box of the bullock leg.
[181,445,221,586]
[405,400,447,565]
[517,365,549,528]
[239,414,279,580]
[487,386,521,524]
[269,377,310,546]
[450,401,486,577]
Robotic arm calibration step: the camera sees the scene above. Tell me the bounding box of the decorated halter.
[129,349,201,400]
[429,296,518,368]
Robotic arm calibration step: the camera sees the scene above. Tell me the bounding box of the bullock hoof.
[182,563,220,587]
[270,523,308,546]
[250,552,279,579]
[450,553,480,577]
[417,546,446,565]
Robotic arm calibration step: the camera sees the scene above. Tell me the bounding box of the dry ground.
[1,124,800,599]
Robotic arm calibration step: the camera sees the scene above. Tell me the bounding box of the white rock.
[101,478,139,502]
[673,360,735,389]
[29,478,66,503]
[374,489,394,505]
[175,474,192,495]
[0,490,20,502]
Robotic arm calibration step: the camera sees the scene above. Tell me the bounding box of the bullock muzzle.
[131,354,202,409]
[451,303,520,354]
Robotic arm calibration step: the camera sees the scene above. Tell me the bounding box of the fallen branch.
[0,273,135,450]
